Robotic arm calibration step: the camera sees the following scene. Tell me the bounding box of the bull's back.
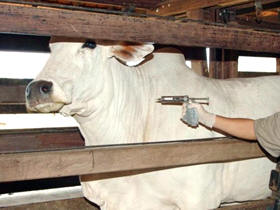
[207,75,280,119]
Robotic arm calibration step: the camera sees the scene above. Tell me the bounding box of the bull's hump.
[153,49,186,65]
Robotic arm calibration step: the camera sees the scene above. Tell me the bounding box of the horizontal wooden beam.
[0,33,50,51]
[0,104,26,113]
[0,186,83,208]
[0,127,84,153]
[217,199,274,210]
[153,0,234,16]
[0,79,31,104]
[0,78,30,113]
[238,72,279,78]
[0,3,280,53]
[0,137,265,182]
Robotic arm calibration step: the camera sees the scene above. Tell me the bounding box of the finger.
[182,105,186,115]
[188,103,196,109]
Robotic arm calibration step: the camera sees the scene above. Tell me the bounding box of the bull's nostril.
[40,85,51,94]
[39,81,53,94]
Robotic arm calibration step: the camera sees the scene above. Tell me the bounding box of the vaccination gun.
[157,95,209,127]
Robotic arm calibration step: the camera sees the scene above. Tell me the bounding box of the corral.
[1,0,280,209]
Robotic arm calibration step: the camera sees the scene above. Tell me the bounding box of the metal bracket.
[122,5,136,15]
[218,8,235,24]
[269,161,280,210]
[255,0,263,24]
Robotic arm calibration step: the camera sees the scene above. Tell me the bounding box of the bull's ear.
[110,42,154,66]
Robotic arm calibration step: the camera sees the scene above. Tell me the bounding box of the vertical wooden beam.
[277,58,280,74]
[209,48,222,79]
[209,49,238,79]
[192,60,208,77]
[223,49,238,78]
[190,48,208,77]
[178,46,208,77]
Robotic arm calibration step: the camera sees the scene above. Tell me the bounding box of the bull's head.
[25,37,154,116]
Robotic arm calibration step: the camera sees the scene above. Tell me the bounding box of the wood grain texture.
[0,137,265,182]
[0,79,31,104]
[153,0,231,15]
[0,4,280,53]
[0,127,84,153]
[217,199,274,210]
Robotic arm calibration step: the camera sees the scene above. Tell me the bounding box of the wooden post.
[223,49,238,78]
[209,48,222,79]
[179,46,208,77]
[190,48,208,77]
[209,49,238,79]
[277,58,280,74]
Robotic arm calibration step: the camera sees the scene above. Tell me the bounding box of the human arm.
[182,103,256,140]
[214,116,256,140]
[182,103,280,157]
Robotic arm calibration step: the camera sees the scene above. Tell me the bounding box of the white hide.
[33,42,278,210]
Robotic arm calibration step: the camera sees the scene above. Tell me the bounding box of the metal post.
[268,161,280,210]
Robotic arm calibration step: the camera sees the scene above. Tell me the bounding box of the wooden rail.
[0,3,280,53]
[0,136,265,182]
[0,79,30,113]
[0,127,84,153]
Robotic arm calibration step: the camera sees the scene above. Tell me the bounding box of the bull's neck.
[75,55,206,146]
[75,59,151,145]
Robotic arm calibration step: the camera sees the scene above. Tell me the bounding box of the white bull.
[25,38,278,210]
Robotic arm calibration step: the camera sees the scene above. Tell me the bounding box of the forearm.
[214,115,257,140]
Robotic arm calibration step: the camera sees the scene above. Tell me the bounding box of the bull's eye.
[82,41,96,49]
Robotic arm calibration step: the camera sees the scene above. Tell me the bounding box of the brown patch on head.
[113,47,136,60]
[113,42,141,55]
[110,42,154,66]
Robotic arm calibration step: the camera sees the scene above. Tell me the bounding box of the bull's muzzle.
[25,80,53,100]
[25,80,70,113]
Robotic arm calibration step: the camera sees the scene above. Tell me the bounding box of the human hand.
[182,103,216,128]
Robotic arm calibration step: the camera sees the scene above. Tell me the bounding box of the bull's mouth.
[26,102,65,113]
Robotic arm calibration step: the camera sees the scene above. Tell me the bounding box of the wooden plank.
[209,48,222,78]
[0,104,26,113]
[217,0,252,7]
[0,79,30,113]
[0,127,84,152]
[0,186,84,208]
[1,0,160,9]
[152,0,238,16]
[192,60,208,76]
[0,196,96,209]
[0,4,280,53]
[209,49,238,79]
[0,137,265,182]
[277,58,280,74]
[0,176,80,194]
[238,72,279,78]
[217,199,274,210]
[0,197,274,210]
[223,49,238,78]
[0,33,50,51]
[188,47,208,76]
[0,79,31,104]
